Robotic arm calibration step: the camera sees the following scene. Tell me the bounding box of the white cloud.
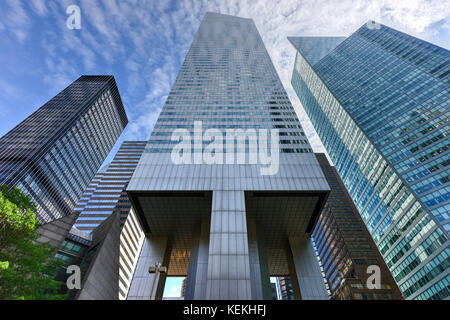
[113,0,449,147]
[2,0,448,151]
[42,57,78,94]
[2,0,30,42]
[30,0,47,17]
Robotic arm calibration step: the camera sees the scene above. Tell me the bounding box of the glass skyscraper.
[290,23,449,299]
[126,12,330,300]
[312,153,402,300]
[0,76,128,223]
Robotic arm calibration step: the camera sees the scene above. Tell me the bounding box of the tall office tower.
[312,153,403,300]
[290,24,449,300]
[0,76,128,223]
[72,140,147,299]
[126,13,331,300]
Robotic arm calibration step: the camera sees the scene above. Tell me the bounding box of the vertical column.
[154,239,172,300]
[289,236,329,300]
[286,245,302,300]
[247,218,272,300]
[185,217,210,300]
[127,236,169,300]
[206,190,252,300]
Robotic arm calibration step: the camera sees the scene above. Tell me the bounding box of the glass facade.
[54,231,95,299]
[0,76,128,223]
[312,153,402,300]
[146,12,311,156]
[290,24,449,299]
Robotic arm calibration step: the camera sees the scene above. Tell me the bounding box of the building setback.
[290,23,449,299]
[74,141,147,231]
[126,12,331,300]
[0,76,128,223]
[72,141,147,299]
[313,153,403,300]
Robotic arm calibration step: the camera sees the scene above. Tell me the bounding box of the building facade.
[126,12,331,300]
[54,212,121,300]
[0,75,128,223]
[72,140,147,299]
[275,277,295,300]
[74,141,147,231]
[290,24,449,299]
[312,153,403,300]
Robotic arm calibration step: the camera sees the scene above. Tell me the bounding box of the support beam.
[206,190,252,299]
[286,245,302,300]
[289,236,329,300]
[185,218,210,300]
[248,218,272,300]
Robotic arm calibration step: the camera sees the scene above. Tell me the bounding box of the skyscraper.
[290,23,449,300]
[312,153,403,300]
[126,12,331,300]
[0,76,128,223]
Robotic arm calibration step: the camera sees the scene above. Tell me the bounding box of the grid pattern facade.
[312,153,402,300]
[290,24,449,300]
[74,141,146,231]
[146,12,311,155]
[0,76,128,223]
[119,208,145,299]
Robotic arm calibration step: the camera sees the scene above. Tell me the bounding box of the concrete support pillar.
[185,218,210,300]
[247,219,272,300]
[286,245,302,300]
[127,236,169,300]
[206,190,252,299]
[288,236,329,300]
[154,238,172,300]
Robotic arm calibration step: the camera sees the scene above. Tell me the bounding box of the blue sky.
[1,0,449,167]
[0,0,449,298]
[162,277,278,298]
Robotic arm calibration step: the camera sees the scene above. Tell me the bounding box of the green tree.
[0,185,67,300]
